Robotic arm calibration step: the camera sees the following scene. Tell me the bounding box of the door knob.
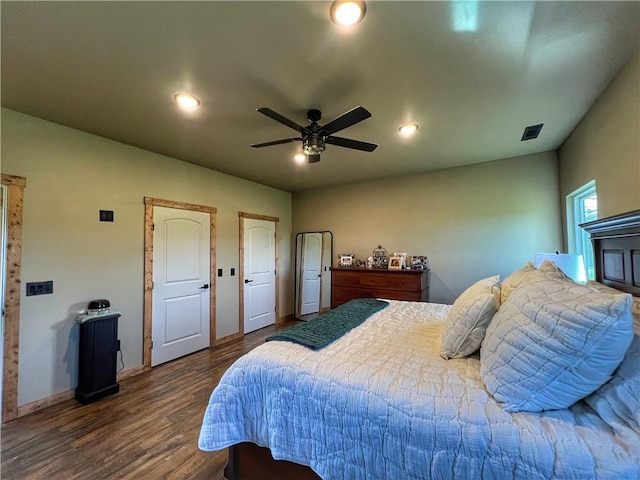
[200,284,209,289]
[244,279,254,283]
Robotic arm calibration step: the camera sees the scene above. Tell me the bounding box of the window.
[566,181,597,280]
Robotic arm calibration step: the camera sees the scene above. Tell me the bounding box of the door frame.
[1,174,26,423]
[143,197,217,370]
[238,212,280,335]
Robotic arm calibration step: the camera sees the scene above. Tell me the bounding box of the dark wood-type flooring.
[1,319,320,480]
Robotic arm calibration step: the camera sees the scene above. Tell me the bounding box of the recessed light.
[399,122,419,136]
[294,153,307,164]
[330,1,366,27]
[174,93,200,110]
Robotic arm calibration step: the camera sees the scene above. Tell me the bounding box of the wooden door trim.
[143,197,217,370]
[238,212,280,335]
[238,211,279,223]
[2,174,26,423]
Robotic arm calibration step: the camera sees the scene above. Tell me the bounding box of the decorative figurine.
[372,245,388,268]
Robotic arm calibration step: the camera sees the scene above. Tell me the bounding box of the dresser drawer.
[385,274,419,290]
[334,270,388,287]
[358,273,387,287]
[333,271,362,286]
[372,289,423,302]
[332,286,374,306]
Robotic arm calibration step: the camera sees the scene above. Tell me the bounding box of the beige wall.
[559,49,640,220]
[6,47,635,407]
[293,151,562,305]
[1,109,292,406]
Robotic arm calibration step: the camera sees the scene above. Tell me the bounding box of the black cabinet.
[75,312,120,404]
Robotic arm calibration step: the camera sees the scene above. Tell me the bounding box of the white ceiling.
[2,1,638,192]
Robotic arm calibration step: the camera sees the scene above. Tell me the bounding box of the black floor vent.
[521,123,543,141]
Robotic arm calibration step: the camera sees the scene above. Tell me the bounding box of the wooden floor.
[1,319,301,480]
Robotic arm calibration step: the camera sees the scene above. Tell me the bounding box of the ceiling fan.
[251,106,378,163]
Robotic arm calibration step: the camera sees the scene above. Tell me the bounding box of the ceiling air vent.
[521,123,543,141]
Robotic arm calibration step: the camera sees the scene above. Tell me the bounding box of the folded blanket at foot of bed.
[266,297,389,350]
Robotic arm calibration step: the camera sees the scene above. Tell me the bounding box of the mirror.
[294,231,333,320]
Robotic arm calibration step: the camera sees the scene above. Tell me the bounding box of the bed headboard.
[581,209,640,310]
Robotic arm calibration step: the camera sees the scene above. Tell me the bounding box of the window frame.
[566,180,597,280]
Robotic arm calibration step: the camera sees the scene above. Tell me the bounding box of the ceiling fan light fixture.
[303,136,326,155]
[294,153,307,164]
[399,122,419,136]
[174,92,200,110]
[330,1,366,26]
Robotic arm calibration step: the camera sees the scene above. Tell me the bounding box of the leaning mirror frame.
[294,231,333,321]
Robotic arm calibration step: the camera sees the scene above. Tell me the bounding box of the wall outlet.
[116,339,121,351]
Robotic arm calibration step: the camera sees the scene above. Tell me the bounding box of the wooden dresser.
[332,267,430,308]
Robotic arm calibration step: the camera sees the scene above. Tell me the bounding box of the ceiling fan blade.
[307,154,321,164]
[256,108,309,134]
[251,137,301,148]
[321,106,372,135]
[326,136,378,152]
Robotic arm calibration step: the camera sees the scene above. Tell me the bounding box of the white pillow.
[500,260,570,304]
[480,272,634,412]
[500,262,535,304]
[584,314,640,433]
[440,275,500,359]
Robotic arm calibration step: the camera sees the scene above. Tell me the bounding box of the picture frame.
[409,255,429,270]
[338,254,355,267]
[388,255,404,270]
[393,252,407,263]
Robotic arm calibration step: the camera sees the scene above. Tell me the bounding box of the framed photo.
[409,255,429,270]
[388,255,404,270]
[338,254,355,266]
[393,252,407,263]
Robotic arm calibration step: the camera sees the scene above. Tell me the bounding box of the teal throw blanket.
[267,298,389,350]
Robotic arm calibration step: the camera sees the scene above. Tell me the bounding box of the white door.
[243,218,276,333]
[152,206,210,366]
[300,233,322,315]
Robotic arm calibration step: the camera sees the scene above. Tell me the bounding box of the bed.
[199,209,640,480]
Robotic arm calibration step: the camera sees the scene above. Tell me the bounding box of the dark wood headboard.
[581,209,640,301]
